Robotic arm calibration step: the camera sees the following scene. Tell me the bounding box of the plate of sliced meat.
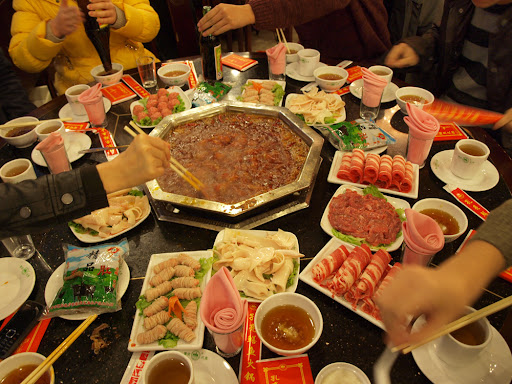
[321,185,409,252]
[128,251,212,352]
[299,237,403,329]
[327,150,419,199]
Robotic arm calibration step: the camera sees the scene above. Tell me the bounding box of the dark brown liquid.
[400,95,425,104]
[371,69,389,76]
[5,125,36,137]
[4,165,28,177]
[419,208,460,235]
[39,125,61,134]
[0,364,50,384]
[451,321,486,346]
[261,305,315,350]
[97,69,117,76]
[164,70,186,77]
[318,73,343,80]
[287,49,298,54]
[459,144,486,157]
[147,358,190,384]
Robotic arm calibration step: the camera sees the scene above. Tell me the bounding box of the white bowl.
[285,43,304,63]
[255,292,323,356]
[0,116,39,148]
[313,66,348,93]
[395,86,434,114]
[412,198,468,243]
[315,362,371,384]
[35,119,64,141]
[157,63,191,87]
[91,63,124,86]
[0,352,55,384]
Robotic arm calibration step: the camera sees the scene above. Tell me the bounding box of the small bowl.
[313,66,348,93]
[91,63,124,86]
[35,119,64,141]
[0,116,39,148]
[285,43,304,63]
[395,86,434,114]
[255,292,323,356]
[0,352,55,384]
[412,198,468,243]
[315,362,371,384]
[157,63,191,87]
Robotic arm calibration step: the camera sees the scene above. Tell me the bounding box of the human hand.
[97,134,170,194]
[49,0,81,39]
[197,3,255,36]
[493,108,512,133]
[87,0,117,25]
[384,43,420,68]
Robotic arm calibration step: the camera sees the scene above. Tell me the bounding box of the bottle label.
[214,44,223,80]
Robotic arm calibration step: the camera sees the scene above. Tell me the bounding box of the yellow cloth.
[9,0,160,94]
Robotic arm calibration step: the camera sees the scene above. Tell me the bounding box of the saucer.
[430,150,499,192]
[286,62,327,82]
[31,132,92,167]
[412,319,512,384]
[186,349,238,384]
[0,258,36,320]
[349,79,399,103]
[58,98,112,122]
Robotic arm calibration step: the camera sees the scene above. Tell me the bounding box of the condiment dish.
[91,63,123,86]
[158,63,190,87]
[0,116,39,148]
[315,362,371,384]
[314,66,348,93]
[412,198,468,243]
[395,86,434,114]
[285,43,304,63]
[0,352,55,384]
[254,292,323,356]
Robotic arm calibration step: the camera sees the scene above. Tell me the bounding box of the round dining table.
[1,51,511,384]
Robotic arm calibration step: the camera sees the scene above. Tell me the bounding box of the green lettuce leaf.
[271,84,285,105]
[158,332,179,348]
[363,185,386,200]
[286,258,299,288]
[128,189,144,197]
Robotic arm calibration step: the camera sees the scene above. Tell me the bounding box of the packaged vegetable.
[190,82,232,107]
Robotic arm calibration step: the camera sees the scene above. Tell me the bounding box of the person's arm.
[104,0,160,43]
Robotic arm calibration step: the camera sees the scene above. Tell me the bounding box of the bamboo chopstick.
[392,295,512,354]
[276,28,291,54]
[0,117,72,130]
[21,314,97,384]
[129,121,145,135]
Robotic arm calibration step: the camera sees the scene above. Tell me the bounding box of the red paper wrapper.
[222,54,258,72]
[162,60,199,89]
[424,99,503,126]
[434,122,469,141]
[334,85,351,96]
[443,186,489,220]
[239,303,262,384]
[122,75,150,98]
[64,122,90,131]
[256,354,314,384]
[97,127,119,161]
[101,83,137,105]
[346,66,362,83]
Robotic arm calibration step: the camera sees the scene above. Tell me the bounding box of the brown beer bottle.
[200,6,223,81]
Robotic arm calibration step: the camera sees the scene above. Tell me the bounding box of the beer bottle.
[200,6,223,81]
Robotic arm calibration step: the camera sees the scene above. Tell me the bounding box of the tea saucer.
[349,79,399,103]
[430,150,499,192]
[412,320,512,383]
[58,98,112,123]
[31,132,92,167]
[286,62,327,82]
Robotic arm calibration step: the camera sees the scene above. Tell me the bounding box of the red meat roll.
[362,153,380,185]
[400,161,414,193]
[391,155,406,182]
[376,154,392,189]
[337,152,352,181]
[360,297,376,316]
[329,244,372,295]
[354,249,391,299]
[312,244,350,283]
[343,286,359,310]
[372,262,402,302]
[349,148,365,183]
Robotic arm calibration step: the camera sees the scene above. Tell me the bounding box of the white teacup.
[369,65,393,84]
[298,49,320,77]
[285,43,304,63]
[450,139,490,179]
[0,158,37,184]
[35,119,64,141]
[143,351,194,384]
[65,84,90,116]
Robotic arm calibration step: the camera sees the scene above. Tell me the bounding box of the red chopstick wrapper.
[239,302,262,384]
[97,127,120,161]
[434,122,469,142]
[255,354,315,384]
[333,84,351,96]
[346,66,362,83]
[424,99,503,126]
[443,186,490,220]
[119,351,154,384]
[161,60,199,89]
[101,83,137,105]
[64,122,91,131]
[122,74,150,98]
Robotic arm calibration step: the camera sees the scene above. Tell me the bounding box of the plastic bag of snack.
[42,239,129,319]
[190,82,232,107]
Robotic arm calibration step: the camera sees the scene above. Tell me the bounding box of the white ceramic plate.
[430,150,499,192]
[349,79,400,103]
[44,260,130,321]
[0,258,36,320]
[128,250,212,352]
[130,86,192,129]
[327,151,419,199]
[31,132,92,167]
[320,185,409,252]
[183,349,238,384]
[299,238,385,329]
[226,79,286,106]
[286,62,327,82]
[58,98,112,123]
[212,229,300,302]
[411,317,512,384]
[285,93,346,126]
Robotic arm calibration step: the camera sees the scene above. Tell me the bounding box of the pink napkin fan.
[266,43,287,76]
[78,83,106,126]
[361,67,388,108]
[35,132,71,174]
[405,103,440,166]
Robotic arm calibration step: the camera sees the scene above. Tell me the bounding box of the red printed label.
[97,128,119,161]
[434,122,469,142]
[101,83,137,104]
[64,122,90,131]
[334,85,350,96]
[239,303,261,384]
[444,186,489,220]
[122,75,150,98]
[256,354,315,384]
[346,66,362,83]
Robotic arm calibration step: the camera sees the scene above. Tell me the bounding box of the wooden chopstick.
[170,157,204,190]
[0,117,72,130]
[129,120,145,135]
[21,315,97,384]
[276,28,291,54]
[392,295,512,354]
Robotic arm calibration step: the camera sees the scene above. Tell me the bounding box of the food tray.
[128,250,212,352]
[320,185,409,252]
[327,151,420,199]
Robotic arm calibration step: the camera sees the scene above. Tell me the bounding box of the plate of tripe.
[285,87,346,126]
[128,251,212,352]
[212,229,303,301]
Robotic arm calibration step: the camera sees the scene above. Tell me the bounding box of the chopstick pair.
[392,295,512,354]
[123,122,204,192]
[275,28,291,54]
[20,315,97,384]
[0,117,72,131]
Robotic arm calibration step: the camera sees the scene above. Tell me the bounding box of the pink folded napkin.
[78,83,106,125]
[35,132,70,174]
[266,43,287,75]
[402,208,444,265]
[405,103,440,165]
[361,67,388,108]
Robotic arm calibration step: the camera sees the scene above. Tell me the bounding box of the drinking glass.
[137,56,157,88]
[2,235,36,260]
[208,322,244,358]
[360,86,382,122]
[41,141,72,174]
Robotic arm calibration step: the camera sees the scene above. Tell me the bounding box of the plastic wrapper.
[42,239,129,319]
[190,81,232,107]
[318,119,396,151]
[424,99,503,126]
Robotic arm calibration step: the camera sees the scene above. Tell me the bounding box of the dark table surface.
[1,52,512,384]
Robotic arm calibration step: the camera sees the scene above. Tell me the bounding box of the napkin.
[266,43,287,75]
[361,67,388,108]
[405,103,440,165]
[78,83,105,125]
[35,132,70,174]
[402,208,444,265]
[78,82,103,104]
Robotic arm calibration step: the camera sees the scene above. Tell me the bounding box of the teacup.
[65,84,90,116]
[450,139,490,179]
[369,65,393,84]
[35,119,64,141]
[0,158,37,184]
[297,49,320,77]
[285,43,304,63]
[143,351,194,384]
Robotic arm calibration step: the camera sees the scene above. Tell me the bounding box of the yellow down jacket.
[9,0,160,94]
